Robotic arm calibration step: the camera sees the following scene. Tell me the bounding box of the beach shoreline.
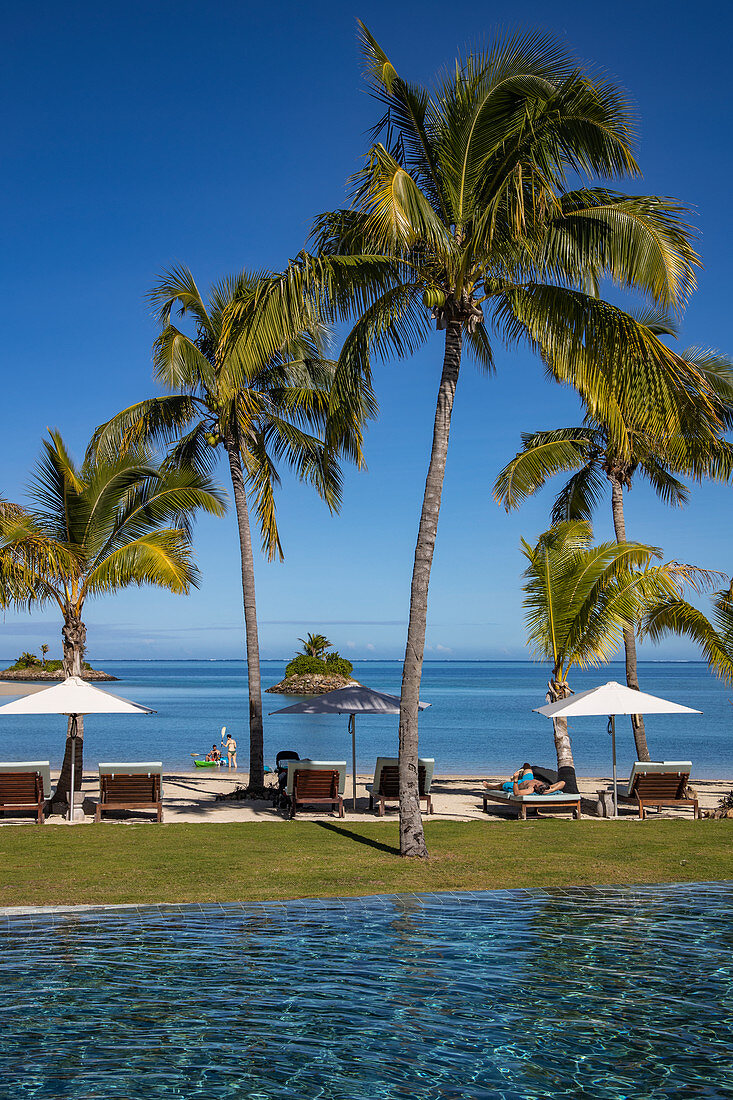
[15,768,729,825]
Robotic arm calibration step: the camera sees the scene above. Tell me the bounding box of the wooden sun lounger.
[96,764,163,822]
[0,770,46,823]
[597,761,698,819]
[367,759,434,816]
[482,788,581,820]
[288,763,345,819]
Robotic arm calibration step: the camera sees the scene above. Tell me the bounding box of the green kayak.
[193,759,218,768]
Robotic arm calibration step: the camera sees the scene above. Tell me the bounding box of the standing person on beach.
[225,733,237,770]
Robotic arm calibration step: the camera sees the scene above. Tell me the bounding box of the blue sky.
[1,0,731,662]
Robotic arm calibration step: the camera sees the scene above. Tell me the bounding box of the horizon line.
[3,657,710,665]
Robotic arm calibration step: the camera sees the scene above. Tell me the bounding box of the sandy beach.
[12,768,728,825]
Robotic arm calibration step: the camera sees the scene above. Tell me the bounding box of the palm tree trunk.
[224,434,265,790]
[609,474,651,761]
[399,321,463,858]
[547,676,579,794]
[56,614,86,802]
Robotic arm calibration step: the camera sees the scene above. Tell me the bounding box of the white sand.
[11,768,728,825]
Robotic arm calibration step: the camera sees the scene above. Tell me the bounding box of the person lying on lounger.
[483,764,565,796]
[519,777,565,794]
[484,763,534,792]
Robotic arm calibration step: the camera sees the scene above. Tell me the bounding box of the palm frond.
[550,462,608,524]
[494,432,592,510]
[491,285,722,451]
[636,455,689,506]
[520,521,684,678]
[543,190,698,308]
[89,396,205,463]
[148,265,213,332]
[641,594,733,685]
[83,530,198,598]
[153,327,217,393]
[354,143,453,255]
[104,466,226,554]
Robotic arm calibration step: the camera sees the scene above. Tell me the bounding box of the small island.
[266,633,359,695]
[1,650,118,682]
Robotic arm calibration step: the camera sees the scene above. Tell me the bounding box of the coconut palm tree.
[91,267,370,791]
[289,24,712,855]
[298,633,332,659]
[641,581,733,685]
[495,338,733,759]
[0,431,225,802]
[521,521,700,789]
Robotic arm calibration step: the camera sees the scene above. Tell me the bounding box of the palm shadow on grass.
[316,821,400,856]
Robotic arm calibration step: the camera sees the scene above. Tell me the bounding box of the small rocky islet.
[265,672,359,695]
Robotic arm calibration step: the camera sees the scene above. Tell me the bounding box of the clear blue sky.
[2,0,731,662]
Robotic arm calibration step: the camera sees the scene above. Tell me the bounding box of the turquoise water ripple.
[0,883,731,1099]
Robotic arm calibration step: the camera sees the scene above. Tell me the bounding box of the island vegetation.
[1,650,115,680]
[267,632,356,694]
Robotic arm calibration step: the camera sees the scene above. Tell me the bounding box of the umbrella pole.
[350,714,357,811]
[610,715,618,818]
[68,713,78,823]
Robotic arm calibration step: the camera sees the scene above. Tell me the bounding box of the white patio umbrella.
[270,685,431,810]
[0,676,155,821]
[535,681,700,816]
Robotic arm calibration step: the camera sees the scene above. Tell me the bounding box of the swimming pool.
[1,883,731,1098]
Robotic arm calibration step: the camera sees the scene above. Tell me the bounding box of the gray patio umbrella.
[270,685,431,810]
[535,681,700,817]
[0,676,155,821]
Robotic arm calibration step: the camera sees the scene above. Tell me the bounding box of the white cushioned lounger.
[485,788,573,803]
[96,762,164,823]
[0,760,52,798]
[366,756,435,796]
[99,762,163,776]
[285,759,347,797]
[482,786,582,820]
[99,763,163,795]
[624,760,692,798]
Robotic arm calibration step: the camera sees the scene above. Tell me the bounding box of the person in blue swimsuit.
[484,765,566,796]
[484,763,535,793]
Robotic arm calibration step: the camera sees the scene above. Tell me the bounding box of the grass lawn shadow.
[317,821,400,856]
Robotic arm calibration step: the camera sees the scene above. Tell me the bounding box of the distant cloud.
[366,643,376,651]
[436,644,453,654]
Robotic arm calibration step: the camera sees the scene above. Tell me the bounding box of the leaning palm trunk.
[609,475,651,761]
[546,676,579,794]
[399,322,462,858]
[225,435,265,790]
[56,615,86,802]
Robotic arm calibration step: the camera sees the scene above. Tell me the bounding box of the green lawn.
[1,819,731,908]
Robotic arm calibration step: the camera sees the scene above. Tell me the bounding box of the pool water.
[1,883,731,1099]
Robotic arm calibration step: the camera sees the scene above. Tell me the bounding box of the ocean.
[1,660,730,779]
